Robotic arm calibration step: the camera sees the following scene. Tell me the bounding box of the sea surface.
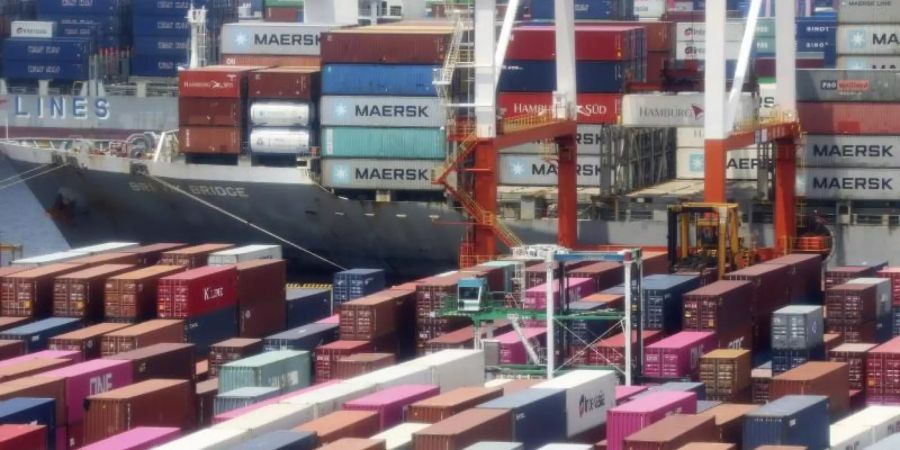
[0,156,69,260]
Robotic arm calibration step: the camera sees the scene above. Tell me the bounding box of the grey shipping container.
[229,430,318,450]
[477,388,567,449]
[218,350,311,393]
[286,289,332,328]
[797,70,900,103]
[837,1,900,23]
[265,323,338,351]
[801,135,900,168]
[322,159,442,191]
[771,305,824,350]
[742,395,829,450]
[333,269,385,305]
[497,154,603,188]
[867,432,900,450]
[837,25,900,55]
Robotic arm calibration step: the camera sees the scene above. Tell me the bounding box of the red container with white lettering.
[35,359,133,427]
[506,25,641,61]
[798,102,900,134]
[0,424,46,450]
[178,66,263,98]
[157,266,237,319]
[643,331,717,379]
[497,92,622,125]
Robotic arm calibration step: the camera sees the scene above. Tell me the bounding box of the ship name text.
[13,95,110,120]
[129,182,249,198]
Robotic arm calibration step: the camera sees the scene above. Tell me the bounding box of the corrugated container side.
[78,426,182,450]
[83,380,195,445]
[100,320,185,357]
[333,353,396,379]
[36,358,134,426]
[742,395,829,450]
[322,64,438,96]
[321,30,450,64]
[322,127,445,159]
[411,408,513,450]
[236,260,286,338]
[104,265,186,322]
[219,350,311,394]
[606,391,698,450]
[48,323,130,360]
[344,385,440,430]
[477,388,567,448]
[209,339,265,378]
[106,343,195,383]
[408,387,504,424]
[294,410,380,444]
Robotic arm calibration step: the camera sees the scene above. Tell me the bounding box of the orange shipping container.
[624,414,718,450]
[294,410,380,444]
[407,386,504,424]
[412,408,513,450]
[101,320,185,357]
[770,362,849,417]
[49,323,131,360]
[83,379,195,444]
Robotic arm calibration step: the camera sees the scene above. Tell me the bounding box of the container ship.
[0,0,898,280]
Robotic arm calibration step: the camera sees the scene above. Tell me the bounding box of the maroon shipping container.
[696,403,757,445]
[866,337,900,404]
[83,379,195,444]
[68,252,140,267]
[53,264,136,320]
[178,98,244,127]
[0,340,25,360]
[179,126,242,155]
[178,65,262,98]
[682,280,753,349]
[723,263,791,315]
[424,321,513,352]
[569,262,624,292]
[507,25,640,61]
[830,343,876,391]
[315,340,372,381]
[106,343,196,383]
[340,288,415,341]
[646,51,671,84]
[524,261,592,288]
[771,362,849,417]
[412,408,513,450]
[320,439,385,450]
[0,358,71,382]
[763,254,822,304]
[826,283,878,326]
[0,317,30,332]
[195,378,218,427]
[0,376,67,422]
[0,263,86,317]
[878,267,900,307]
[101,320,185,357]
[592,330,663,367]
[321,28,452,64]
[417,317,472,347]
[333,353,395,379]
[407,386,504,424]
[0,424,46,450]
[624,414,718,450]
[48,323,130,360]
[826,266,878,290]
[236,260,286,338]
[158,244,234,268]
[265,6,301,21]
[105,265,186,322]
[222,54,321,67]
[416,274,464,319]
[121,243,188,266]
[294,410,380,444]
[157,265,237,319]
[798,102,900,134]
[249,67,320,100]
[208,338,263,377]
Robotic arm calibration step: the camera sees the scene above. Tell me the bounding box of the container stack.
[835,2,900,70]
[878,267,900,335]
[826,278,892,344]
[681,280,754,349]
[318,24,452,193]
[130,3,191,77]
[640,274,700,334]
[156,265,239,354]
[264,0,303,21]
[526,0,636,20]
[339,287,417,358]
[414,274,472,351]
[830,342,877,393]
[332,268,386,306]
[220,22,341,67]
[866,336,900,405]
[2,32,92,81]
[724,263,792,352]
[771,361,850,418]
[643,331,716,380]
[699,348,752,402]
[770,305,825,374]
[104,265,185,323]
[52,264,135,321]
[247,67,320,162]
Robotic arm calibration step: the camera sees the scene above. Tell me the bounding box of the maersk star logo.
[510,161,526,176]
[333,166,350,182]
[849,30,867,49]
[689,154,704,172]
[234,32,250,47]
[334,103,348,117]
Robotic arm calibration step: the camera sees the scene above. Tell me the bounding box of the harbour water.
[0,155,69,259]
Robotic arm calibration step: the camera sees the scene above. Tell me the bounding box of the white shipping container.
[249,128,311,155]
[208,245,283,265]
[69,242,139,255]
[759,83,777,118]
[498,154,602,187]
[838,55,900,70]
[676,147,767,181]
[830,423,874,450]
[533,370,617,437]
[404,349,485,392]
[349,365,433,390]
[622,93,755,128]
[321,159,442,191]
[502,124,606,155]
[10,21,55,38]
[836,0,900,23]
[837,25,900,55]
[832,405,900,442]
[320,96,446,128]
[484,379,514,389]
[675,21,747,42]
[11,250,91,268]
[677,127,705,148]
[675,41,742,61]
[212,403,315,437]
[633,0,665,18]
[802,135,900,169]
[250,102,313,127]
[154,428,251,450]
[847,278,892,317]
[536,445,593,450]
[796,168,900,201]
[220,23,346,55]
[372,422,431,450]
[281,381,377,417]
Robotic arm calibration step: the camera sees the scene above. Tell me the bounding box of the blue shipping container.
[567,301,612,343]
[264,323,338,352]
[133,36,189,57]
[0,398,56,449]
[132,16,191,37]
[229,430,318,450]
[772,344,825,375]
[697,400,722,413]
[478,388,567,448]
[133,0,197,16]
[499,60,632,93]
[0,318,82,352]
[743,395,829,450]
[3,38,92,62]
[529,0,623,20]
[131,54,185,77]
[333,269,386,305]
[286,288,332,329]
[796,21,836,39]
[641,274,701,334]
[322,64,438,96]
[40,14,123,35]
[184,305,238,355]
[37,0,121,15]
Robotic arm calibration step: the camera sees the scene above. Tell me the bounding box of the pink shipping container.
[78,426,181,450]
[343,384,440,430]
[0,350,82,369]
[524,278,596,310]
[496,328,546,364]
[797,102,900,135]
[157,265,237,319]
[606,391,698,450]
[506,25,641,61]
[643,331,717,379]
[615,385,649,405]
[212,380,341,424]
[318,315,340,324]
[36,359,134,425]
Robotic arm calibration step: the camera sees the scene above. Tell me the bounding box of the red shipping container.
[771,362,849,416]
[83,380,195,444]
[178,98,244,127]
[321,28,452,64]
[36,359,134,426]
[222,54,321,68]
[592,330,664,367]
[157,265,237,319]
[763,254,823,303]
[68,253,140,267]
[100,320,185,357]
[878,267,900,306]
[0,340,25,360]
[593,21,672,52]
[179,126,242,155]
[496,328,546,364]
[340,288,415,341]
[333,353,396,379]
[249,67,320,100]
[645,51,671,84]
[623,414,718,450]
[294,410,380,445]
[643,331,717,379]
[49,323,131,360]
[681,280,753,348]
[178,66,262,98]
[827,283,878,326]
[119,243,188,266]
[106,343,196,384]
[506,25,640,61]
[416,275,464,319]
[315,340,373,381]
[830,343,876,391]
[158,244,234,269]
[723,263,791,315]
[105,265,186,323]
[236,260,286,338]
[343,384,440,430]
[798,102,900,134]
[866,337,900,404]
[0,263,86,317]
[497,92,622,125]
[826,266,878,290]
[606,391,698,450]
[53,264,136,320]
[0,424,46,450]
[265,6,301,21]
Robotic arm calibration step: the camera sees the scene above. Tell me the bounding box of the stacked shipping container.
[179,66,260,157]
[248,67,320,160]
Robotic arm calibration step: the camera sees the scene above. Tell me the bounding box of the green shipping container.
[218,350,311,394]
[264,0,304,7]
[322,127,446,159]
